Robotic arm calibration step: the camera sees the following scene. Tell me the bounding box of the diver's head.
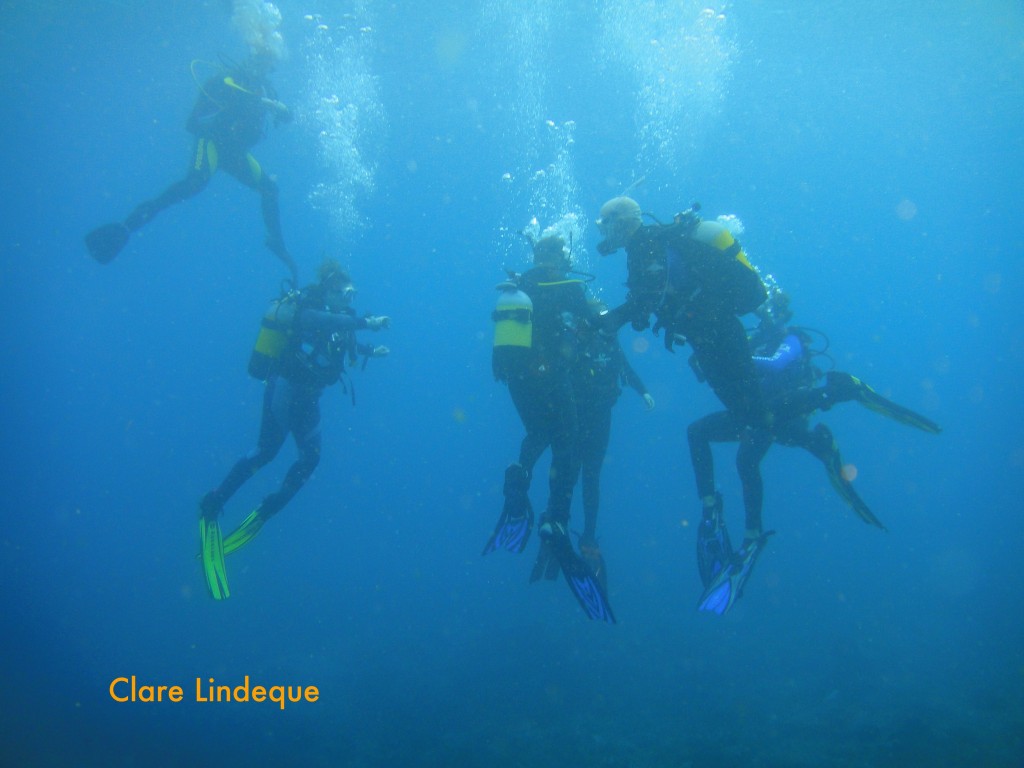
[532,234,570,272]
[596,196,642,255]
[242,49,277,81]
[317,258,356,311]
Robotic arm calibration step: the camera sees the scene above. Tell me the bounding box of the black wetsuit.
[203,292,373,520]
[605,219,768,427]
[573,327,648,542]
[494,266,591,526]
[688,332,871,536]
[122,68,293,273]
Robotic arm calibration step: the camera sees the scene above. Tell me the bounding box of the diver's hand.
[365,315,391,331]
[642,393,656,411]
[370,345,390,358]
[262,98,292,123]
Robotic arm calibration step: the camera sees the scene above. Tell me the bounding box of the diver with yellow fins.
[485,232,616,623]
[198,259,390,600]
[85,50,298,285]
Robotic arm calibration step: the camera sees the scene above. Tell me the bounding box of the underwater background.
[2,1,1022,766]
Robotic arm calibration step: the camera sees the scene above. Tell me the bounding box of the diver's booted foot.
[198,491,222,520]
[825,371,862,404]
[531,518,567,582]
[85,222,130,264]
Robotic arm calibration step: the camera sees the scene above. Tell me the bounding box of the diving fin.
[696,493,734,589]
[199,517,230,600]
[85,222,130,264]
[541,521,616,623]
[222,507,266,556]
[697,531,773,616]
[827,372,941,434]
[482,463,534,555]
[819,429,887,530]
[529,537,561,582]
[578,536,608,595]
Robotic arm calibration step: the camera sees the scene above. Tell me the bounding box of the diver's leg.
[226,151,297,282]
[201,376,288,517]
[689,315,770,429]
[801,422,885,529]
[258,387,323,521]
[579,401,612,542]
[687,410,744,507]
[508,374,551,483]
[736,427,773,542]
[545,375,579,526]
[125,139,213,232]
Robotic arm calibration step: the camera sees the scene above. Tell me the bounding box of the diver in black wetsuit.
[572,304,654,588]
[595,196,769,429]
[688,289,942,614]
[485,234,616,622]
[197,259,390,600]
[86,52,298,283]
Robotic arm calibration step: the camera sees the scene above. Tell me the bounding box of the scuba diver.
[485,233,616,623]
[572,300,655,592]
[595,196,769,429]
[85,51,298,284]
[198,258,390,600]
[689,286,942,615]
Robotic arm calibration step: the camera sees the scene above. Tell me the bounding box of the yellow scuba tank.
[492,280,533,350]
[691,220,766,315]
[248,294,298,380]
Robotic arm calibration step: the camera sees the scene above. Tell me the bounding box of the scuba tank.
[248,292,298,380]
[492,280,533,350]
[491,279,533,381]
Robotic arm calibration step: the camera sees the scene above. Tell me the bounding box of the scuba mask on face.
[324,285,356,313]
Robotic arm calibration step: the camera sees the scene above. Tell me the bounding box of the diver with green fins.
[198,258,391,600]
[85,50,298,284]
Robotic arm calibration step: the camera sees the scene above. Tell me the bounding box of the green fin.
[222,508,266,556]
[199,518,230,600]
[85,222,130,264]
[855,379,942,434]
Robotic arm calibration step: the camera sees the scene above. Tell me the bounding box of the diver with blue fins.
[485,232,616,623]
[198,258,390,600]
[572,299,655,594]
[689,283,942,615]
[85,49,298,284]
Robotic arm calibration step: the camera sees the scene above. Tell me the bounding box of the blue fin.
[482,464,534,555]
[697,531,773,615]
[543,522,616,623]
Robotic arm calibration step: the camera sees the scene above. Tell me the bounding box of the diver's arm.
[261,96,292,123]
[298,309,367,334]
[601,300,640,333]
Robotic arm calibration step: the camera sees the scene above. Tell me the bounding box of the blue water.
[2,1,1022,766]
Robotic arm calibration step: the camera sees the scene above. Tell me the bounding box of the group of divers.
[85,53,941,620]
